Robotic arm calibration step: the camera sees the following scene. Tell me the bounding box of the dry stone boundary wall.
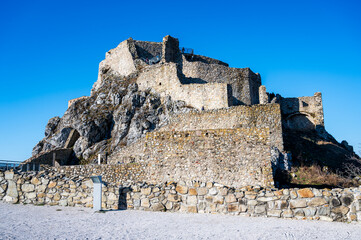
[1,169,361,223]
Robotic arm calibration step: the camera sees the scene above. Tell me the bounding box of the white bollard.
[98,154,101,165]
[90,176,102,211]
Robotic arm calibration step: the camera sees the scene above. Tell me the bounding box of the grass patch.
[290,164,357,188]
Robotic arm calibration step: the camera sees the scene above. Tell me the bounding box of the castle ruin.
[26,35,336,188]
[5,35,361,222]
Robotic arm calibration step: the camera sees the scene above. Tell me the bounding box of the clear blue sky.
[1,0,360,161]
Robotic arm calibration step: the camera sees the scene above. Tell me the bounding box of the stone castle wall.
[2,170,361,223]
[181,57,261,106]
[108,104,283,188]
[92,35,262,110]
[280,92,324,131]
[158,104,284,151]
[110,128,273,187]
[92,39,137,93]
[137,63,230,110]
[134,40,162,60]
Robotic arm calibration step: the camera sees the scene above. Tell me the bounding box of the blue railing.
[0,160,23,171]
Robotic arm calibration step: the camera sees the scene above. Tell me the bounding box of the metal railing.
[0,160,23,171]
[142,55,161,65]
[180,47,194,54]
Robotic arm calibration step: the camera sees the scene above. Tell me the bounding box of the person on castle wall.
[182,47,185,53]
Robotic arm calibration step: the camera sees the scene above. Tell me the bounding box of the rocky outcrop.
[30,71,193,164]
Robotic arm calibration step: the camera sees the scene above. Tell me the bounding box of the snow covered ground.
[0,202,360,240]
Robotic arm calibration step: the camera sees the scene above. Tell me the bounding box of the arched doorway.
[286,113,315,131]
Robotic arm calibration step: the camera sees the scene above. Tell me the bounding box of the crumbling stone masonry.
[2,169,361,223]
[29,35,328,189]
[109,104,284,187]
[92,35,261,110]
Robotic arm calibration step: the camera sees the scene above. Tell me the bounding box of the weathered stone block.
[188,206,198,213]
[141,198,150,208]
[267,201,275,210]
[198,201,207,211]
[213,195,224,204]
[25,192,36,199]
[59,199,68,206]
[167,194,181,202]
[341,195,354,206]
[197,188,207,196]
[175,185,188,194]
[331,206,349,215]
[48,181,57,188]
[209,188,218,195]
[133,193,141,199]
[245,194,257,200]
[220,188,228,196]
[36,185,47,193]
[31,177,41,185]
[165,201,173,210]
[235,192,244,198]
[247,200,258,206]
[267,209,282,217]
[53,193,61,201]
[297,189,314,198]
[5,180,18,199]
[108,192,117,201]
[254,205,266,214]
[303,207,316,217]
[187,196,198,205]
[257,196,279,202]
[188,188,197,195]
[239,204,248,212]
[312,189,322,197]
[290,199,307,208]
[350,213,357,221]
[5,171,14,180]
[141,188,151,195]
[133,199,141,207]
[294,209,305,217]
[274,200,288,209]
[21,184,35,193]
[331,198,341,207]
[206,182,213,188]
[290,190,298,199]
[322,190,331,197]
[308,197,327,207]
[228,203,239,212]
[152,202,165,211]
[225,194,237,203]
[205,196,213,202]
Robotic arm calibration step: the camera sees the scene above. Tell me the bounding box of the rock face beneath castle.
[26,35,359,187]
